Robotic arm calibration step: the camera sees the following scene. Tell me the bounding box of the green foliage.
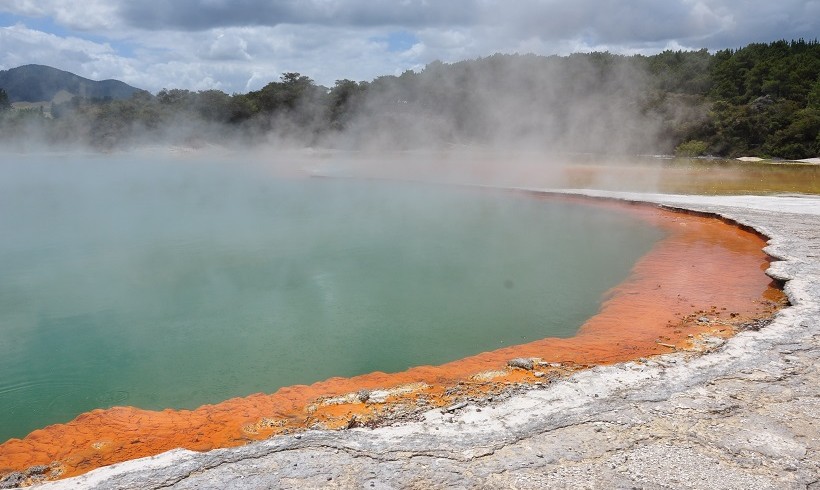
[642,48,712,94]
[699,39,820,158]
[327,79,367,130]
[675,140,709,157]
[763,108,820,158]
[808,78,820,109]
[248,72,319,114]
[709,40,820,105]
[0,88,10,111]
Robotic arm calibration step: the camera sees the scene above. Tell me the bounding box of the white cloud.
[114,0,478,31]
[0,1,817,94]
[0,21,434,92]
[202,32,251,61]
[0,24,117,69]
[0,0,120,31]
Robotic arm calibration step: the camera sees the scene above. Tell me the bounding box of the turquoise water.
[0,155,664,442]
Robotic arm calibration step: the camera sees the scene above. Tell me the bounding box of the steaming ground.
[34,190,820,490]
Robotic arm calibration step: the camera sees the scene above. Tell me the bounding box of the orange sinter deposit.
[0,193,786,484]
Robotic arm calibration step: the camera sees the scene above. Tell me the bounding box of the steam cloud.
[0,52,706,168]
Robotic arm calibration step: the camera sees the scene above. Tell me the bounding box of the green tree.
[157,88,193,106]
[249,72,318,114]
[225,93,256,123]
[327,79,367,130]
[193,90,232,122]
[0,88,10,112]
[675,139,709,157]
[808,78,820,109]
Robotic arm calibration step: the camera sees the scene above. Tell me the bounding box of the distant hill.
[0,64,143,103]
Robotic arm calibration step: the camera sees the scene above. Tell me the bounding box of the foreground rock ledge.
[38,191,820,490]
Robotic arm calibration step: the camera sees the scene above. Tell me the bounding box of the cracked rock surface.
[36,191,820,489]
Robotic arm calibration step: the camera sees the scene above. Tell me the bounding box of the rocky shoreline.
[28,191,820,489]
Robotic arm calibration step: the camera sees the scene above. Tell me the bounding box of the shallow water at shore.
[305,150,820,195]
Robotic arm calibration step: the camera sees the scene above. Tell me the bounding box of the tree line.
[1,39,818,158]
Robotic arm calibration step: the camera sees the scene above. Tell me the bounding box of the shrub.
[675,139,709,157]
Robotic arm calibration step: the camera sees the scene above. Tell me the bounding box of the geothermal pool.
[0,155,664,442]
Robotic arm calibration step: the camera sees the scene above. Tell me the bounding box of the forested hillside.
[683,39,820,159]
[1,40,818,158]
[0,64,141,103]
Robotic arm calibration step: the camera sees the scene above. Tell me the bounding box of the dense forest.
[0,39,818,158]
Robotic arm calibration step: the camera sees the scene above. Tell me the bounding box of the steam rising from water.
[0,154,664,441]
[1,53,706,193]
[322,56,673,154]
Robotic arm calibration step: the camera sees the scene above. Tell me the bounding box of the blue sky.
[0,1,817,94]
